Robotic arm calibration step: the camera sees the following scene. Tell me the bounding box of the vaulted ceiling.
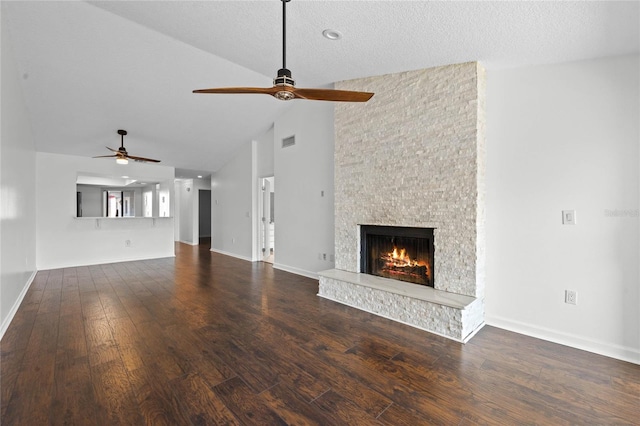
[3,1,638,176]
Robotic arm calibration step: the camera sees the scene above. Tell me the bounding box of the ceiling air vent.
[282,135,296,148]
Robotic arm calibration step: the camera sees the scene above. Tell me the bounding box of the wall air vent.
[282,135,296,148]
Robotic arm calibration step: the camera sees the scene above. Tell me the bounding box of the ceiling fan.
[193,0,373,102]
[94,130,160,165]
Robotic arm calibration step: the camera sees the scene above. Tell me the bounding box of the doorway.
[198,189,212,245]
[103,190,135,217]
[259,177,275,263]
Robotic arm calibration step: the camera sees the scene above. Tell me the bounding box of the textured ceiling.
[2,1,638,173]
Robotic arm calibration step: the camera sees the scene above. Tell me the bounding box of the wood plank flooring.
[2,241,639,425]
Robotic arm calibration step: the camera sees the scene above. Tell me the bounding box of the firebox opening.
[360,225,434,287]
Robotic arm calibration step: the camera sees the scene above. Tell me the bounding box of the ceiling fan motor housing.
[273,68,296,100]
[274,68,295,87]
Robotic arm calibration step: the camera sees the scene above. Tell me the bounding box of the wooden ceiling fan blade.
[193,87,277,95]
[106,146,119,153]
[93,154,118,159]
[292,88,374,102]
[126,154,161,163]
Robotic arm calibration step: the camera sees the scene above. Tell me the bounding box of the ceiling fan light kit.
[193,0,373,103]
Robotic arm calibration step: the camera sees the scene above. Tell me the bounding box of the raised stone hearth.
[319,269,483,342]
[319,62,486,342]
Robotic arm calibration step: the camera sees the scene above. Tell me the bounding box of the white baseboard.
[36,253,176,270]
[208,253,317,278]
[486,314,640,365]
[210,248,253,263]
[179,240,198,246]
[272,263,318,280]
[0,270,37,340]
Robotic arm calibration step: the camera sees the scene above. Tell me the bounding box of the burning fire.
[383,246,426,268]
[376,244,430,285]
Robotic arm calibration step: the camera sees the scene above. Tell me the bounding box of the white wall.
[36,152,175,269]
[273,101,335,278]
[177,179,194,244]
[256,124,274,178]
[486,55,640,363]
[1,18,38,337]
[211,141,254,260]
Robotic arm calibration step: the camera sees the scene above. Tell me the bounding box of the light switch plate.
[562,210,576,225]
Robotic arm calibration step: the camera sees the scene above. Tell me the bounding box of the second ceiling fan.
[193,0,373,102]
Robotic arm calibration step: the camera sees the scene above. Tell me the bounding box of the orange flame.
[383,246,425,268]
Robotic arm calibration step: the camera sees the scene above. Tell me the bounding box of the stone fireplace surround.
[318,62,486,342]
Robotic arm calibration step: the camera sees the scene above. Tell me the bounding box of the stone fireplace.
[318,62,486,342]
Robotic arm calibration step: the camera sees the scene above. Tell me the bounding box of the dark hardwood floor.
[1,242,639,425]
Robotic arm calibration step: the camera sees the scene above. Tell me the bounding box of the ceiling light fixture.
[116,158,128,165]
[197,175,203,178]
[322,29,342,40]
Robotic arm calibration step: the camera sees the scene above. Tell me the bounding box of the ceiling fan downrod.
[118,129,127,150]
[282,0,289,71]
[274,0,295,100]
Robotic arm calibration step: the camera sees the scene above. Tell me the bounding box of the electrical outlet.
[565,290,577,305]
[125,240,131,248]
[323,253,327,260]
